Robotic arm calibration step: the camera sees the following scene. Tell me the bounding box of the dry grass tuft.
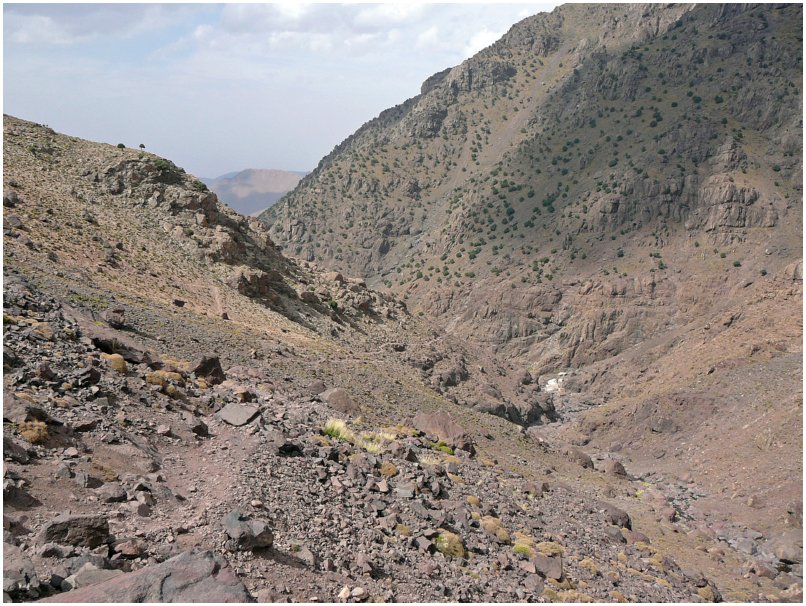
[380,461,398,477]
[18,420,48,444]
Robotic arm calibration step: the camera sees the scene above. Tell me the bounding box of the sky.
[3,2,557,178]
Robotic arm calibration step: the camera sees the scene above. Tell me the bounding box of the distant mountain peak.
[205,168,306,216]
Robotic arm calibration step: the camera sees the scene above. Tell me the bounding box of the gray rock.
[396,484,416,499]
[186,416,209,437]
[299,290,319,304]
[600,502,632,529]
[39,514,110,548]
[101,307,126,329]
[533,554,563,580]
[3,392,50,425]
[622,529,650,544]
[70,563,125,589]
[566,447,593,469]
[95,483,127,503]
[603,460,627,476]
[216,403,259,427]
[291,544,318,568]
[3,190,19,208]
[603,526,627,543]
[354,553,373,575]
[307,380,327,396]
[38,543,68,559]
[38,550,253,602]
[190,354,226,385]
[3,543,40,596]
[222,511,273,551]
[523,574,544,595]
[5,215,23,229]
[3,437,30,464]
[767,530,803,564]
[319,388,359,414]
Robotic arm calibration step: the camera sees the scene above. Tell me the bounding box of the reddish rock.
[320,388,359,414]
[413,411,474,453]
[603,460,627,476]
[39,550,252,602]
[566,447,593,469]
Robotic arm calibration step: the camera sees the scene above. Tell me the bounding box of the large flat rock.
[217,402,260,426]
[39,550,253,602]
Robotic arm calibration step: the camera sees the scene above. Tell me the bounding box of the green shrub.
[431,441,454,455]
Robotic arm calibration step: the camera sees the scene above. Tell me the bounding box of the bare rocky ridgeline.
[1,4,803,605]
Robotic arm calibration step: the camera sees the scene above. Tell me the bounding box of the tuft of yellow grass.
[323,418,355,442]
[18,420,48,444]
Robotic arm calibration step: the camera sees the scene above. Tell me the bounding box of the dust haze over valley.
[2,3,803,604]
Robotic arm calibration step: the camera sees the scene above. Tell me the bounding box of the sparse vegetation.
[18,420,48,444]
[435,531,465,558]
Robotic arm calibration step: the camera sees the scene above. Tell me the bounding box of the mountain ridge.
[261,0,803,587]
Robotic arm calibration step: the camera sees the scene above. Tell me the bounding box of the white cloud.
[275,2,312,21]
[353,4,427,28]
[4,4,202,47]
[7,15,74,45]
[416,26,440,50]
[463,29,504,58]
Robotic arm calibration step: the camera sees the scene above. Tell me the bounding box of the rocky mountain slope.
[204,169,304,217]
[261,1,803,588]
[9,114,801,603]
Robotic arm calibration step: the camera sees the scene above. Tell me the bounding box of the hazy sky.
[4,2,557,178]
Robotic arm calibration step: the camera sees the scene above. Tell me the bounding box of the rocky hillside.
[10,114,801,603]
[204,169,304,217]
[261,1,803,588]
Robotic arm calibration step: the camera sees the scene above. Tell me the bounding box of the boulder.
[3,542,40,597]
[95,483,127,503]
[566,447,594,469]
[190,354,226,385]
[767,530,803,564]
[533,553,563,580]
[298,290,319,304]
[3,393,50,425]
[38,550,252,602]
[3,436,31,464]
[216,403,259,427]
[222,511,273,551]
[320,388,359,414]
[599,503,632,529]
[307,380,326,396]
[412,411,474,453]
[38,514,110,548]
[101,307,126,329]
[602,460,627,476]
[3,190,19,208]
[67,563,124,589]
